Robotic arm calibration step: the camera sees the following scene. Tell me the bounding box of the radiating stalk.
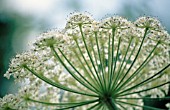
[114,27,149,91]
[88,37,105,94]
[79,24,105,92]
[71,47,101,93]
[87,102,101,110]
[115,102,126,110]
[119,54,154,92]
[51,45,100,95]
[54,99,99,110]
[73,36,102,91]
[117,81,170,97]
[24,65,98,97]
[94,31,107,92]
[109,37,121,92]
[116,41,160,92]
[89,35,100,76]
[116,64,170,96]
[112,40,137,92]
[108,28,116,91]
[110,37,133,92]
[117,97,170,100]
[107,33,111,91]
[117,101,163,110]
[58,48,102,95]
[28,97,98,107]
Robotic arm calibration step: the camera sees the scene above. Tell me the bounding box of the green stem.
[28,98,99,107]
[73,36,102,91]
[105,97,118,110]
[108,28,116,91]
[89,35,99,70]
[111,37,133,92]
[115,102,126,110]
[114,27,148,92]
[94,31,106,92]
[51,45,99,95]
[24,65,98,97]
[101,38,107,90]
[116,63,170,96]
[117,81,170,97]
[116,40,160,92]
[117,101,164,110]
[87,102,101,110]
[71,47,101,93]
[107,33,111,91]
[79,24,105,92]
[119,55,154,91]
[54,99,99,110]
[109,37,121,92]
[117,97,170,100]
[89,35,103,91]
[58,48,102,95]
[112,40,137,93]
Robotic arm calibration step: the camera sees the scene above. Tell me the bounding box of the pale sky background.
[0,0,170,51]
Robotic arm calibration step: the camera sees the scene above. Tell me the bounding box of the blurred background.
[0,0,170,108]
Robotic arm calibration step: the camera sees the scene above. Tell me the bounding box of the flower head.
[100,16,132,29]
[66,12,94,29]
[0,94,24,110]
[2,13,170,110]
[33,30,66,51]
[135,16,164,31]
[4,52,38,82]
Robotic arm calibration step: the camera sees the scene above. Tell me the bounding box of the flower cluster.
[1,13,170,110]
[0,94,23,110]
[33,30,66,51]
[4,52,38,82]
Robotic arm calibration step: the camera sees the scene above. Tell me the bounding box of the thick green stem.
[105,97,118,110]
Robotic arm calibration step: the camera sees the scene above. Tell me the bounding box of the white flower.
[100,16,132,29]
[135,16,164,31]
[33,30,66,51]
[2,13,170,110]
[0,94,25,110]
[4,51,38,82]
[65,12,94,29]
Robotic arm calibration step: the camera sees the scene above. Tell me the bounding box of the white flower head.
[0,94,24,110]
[135,16,164,31]
[100,16,132,30]
[4,51,37,82]
[65,12,94,29]
[33,30,66,51]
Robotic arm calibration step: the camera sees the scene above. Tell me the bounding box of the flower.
[1,13,170,110]
[33,30,66,51]
[0,94,25,110]
[135,16,164,31]
[100,16,132,30]
[65,12,94,29]
[4,51,38,82]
